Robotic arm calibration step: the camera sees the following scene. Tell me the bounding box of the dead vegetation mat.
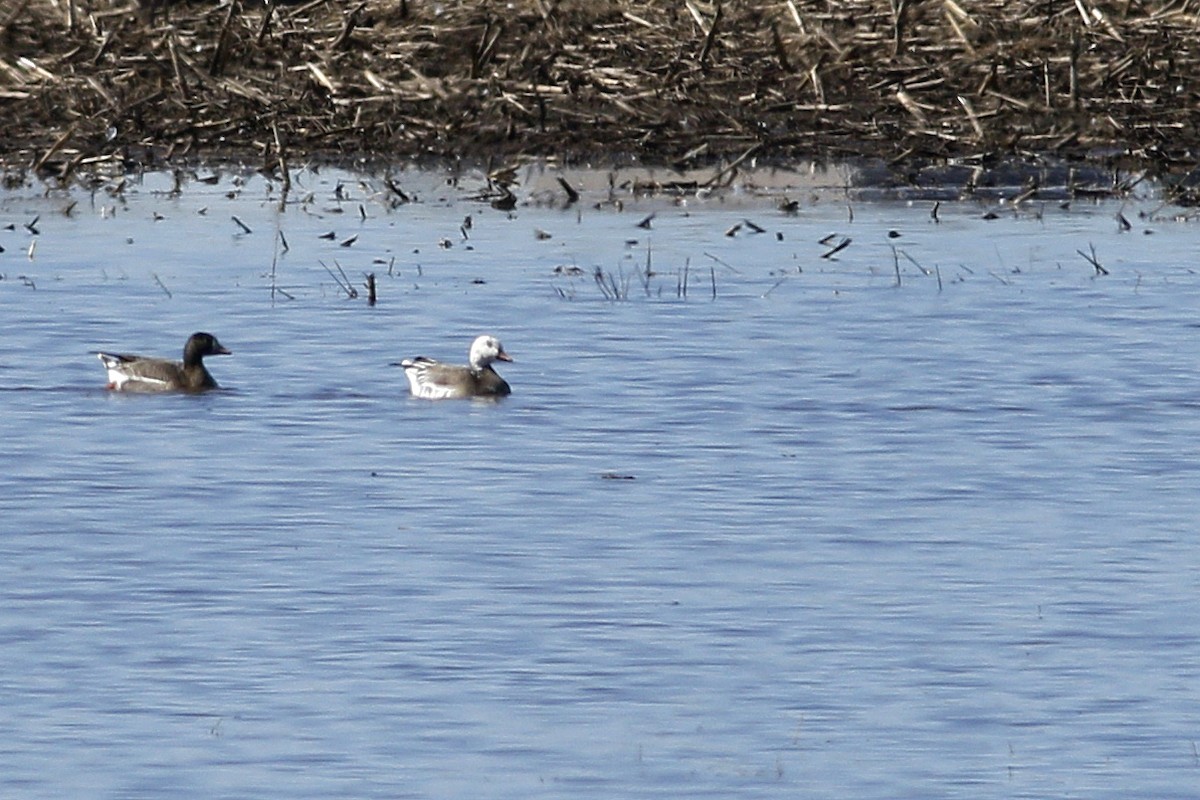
[3,0,1200,189]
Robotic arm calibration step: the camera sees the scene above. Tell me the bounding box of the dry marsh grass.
[2,1,1199,187]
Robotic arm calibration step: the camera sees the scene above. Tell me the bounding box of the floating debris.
[821,237,851,259]
[490,188,517,211]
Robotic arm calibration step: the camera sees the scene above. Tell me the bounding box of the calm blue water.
[2,166,1199,799]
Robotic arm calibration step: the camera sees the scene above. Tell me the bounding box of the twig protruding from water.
[386,180,411,204]
[703,251,741,275]
[593,266,629,301]
[1076,242,1109,275]
[271,121,290,206]
[641,242,654,297]
[320,259,358,298]
[557,176,579,205]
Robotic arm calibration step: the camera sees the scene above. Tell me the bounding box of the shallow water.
[2,165,1199,799]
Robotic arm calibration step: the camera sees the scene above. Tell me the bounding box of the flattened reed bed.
[3,0,1200,196]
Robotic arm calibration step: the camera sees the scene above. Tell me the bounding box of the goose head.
[468,335,512,371]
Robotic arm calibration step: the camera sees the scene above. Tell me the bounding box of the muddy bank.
[3,1,1200,198]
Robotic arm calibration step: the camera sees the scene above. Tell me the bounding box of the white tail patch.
[97,353,169,390]
[402,360,462,399]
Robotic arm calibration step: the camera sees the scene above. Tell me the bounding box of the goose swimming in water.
[396,334,513,399]
[96,332,231,393]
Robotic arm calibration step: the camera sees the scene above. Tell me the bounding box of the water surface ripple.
[1,169,1198,799]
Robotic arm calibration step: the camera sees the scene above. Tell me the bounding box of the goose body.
[397,335,512,399]
[97,332,231,393]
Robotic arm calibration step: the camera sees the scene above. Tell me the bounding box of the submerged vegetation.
[2,0,1200,194]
